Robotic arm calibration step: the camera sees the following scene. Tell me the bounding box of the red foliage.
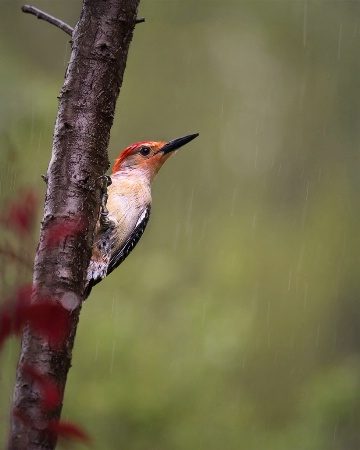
[0,285,32,347]
[49,421,92,446]
[1,191,91,448]
[22,364,61,411]
[0,284,72,350]
[2,288,91,447]
[12,410,92,448]
[2,190,38,236]
[25,296,72,347]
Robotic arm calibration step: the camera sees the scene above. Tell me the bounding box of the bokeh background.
[1,1,360,449]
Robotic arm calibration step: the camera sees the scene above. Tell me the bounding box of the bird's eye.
[139,146,151,156]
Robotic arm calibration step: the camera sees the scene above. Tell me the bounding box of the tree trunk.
[8,1,140,448]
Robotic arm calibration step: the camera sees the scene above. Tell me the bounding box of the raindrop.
[303,282,308,310]
[318,167,322,183]
[274,350,279,364]
[63,42,70,66]
[341,225,347,257]
[322,120,327,137]
[110,340,116,374]
[252,214,256,229]
[337,23,342,61]
[220,98,224,116]
[30,107,35,147]
[230,188,238,216]
[288,266,292,291]
[172,222,180,250]
[316,322,321,347]
[270,154,275,169]
[333,417,339,442]
[303,0,308,48]
[37,131,42,157]
[201,300,207,327]
[185,189,194,235]
[297,243,305,275]
[305,180,310,202]
[333,330,337,352]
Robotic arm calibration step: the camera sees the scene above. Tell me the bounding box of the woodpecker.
[85,133,199,297]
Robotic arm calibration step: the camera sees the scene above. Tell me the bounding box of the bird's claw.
[99,175,114,230]
[100,210,115,230]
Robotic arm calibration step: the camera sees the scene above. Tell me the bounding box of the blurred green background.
[1,1,360,449]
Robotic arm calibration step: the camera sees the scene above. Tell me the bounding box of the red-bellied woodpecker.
[85,133,199,297]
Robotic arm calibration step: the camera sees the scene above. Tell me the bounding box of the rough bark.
[8,1,140,448]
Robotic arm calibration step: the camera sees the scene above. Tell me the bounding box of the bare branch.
[21,4,73,37]
[9,0,141,448]
[136,17,145,24]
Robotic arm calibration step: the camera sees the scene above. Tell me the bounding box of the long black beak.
[161,133,199,155]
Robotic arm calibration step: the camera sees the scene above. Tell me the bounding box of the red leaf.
[13,407,91,448]
[26,300,71,347]
[0,310,13,348]
[0,284,32,349]
[49,421,91,446]
[2,190,38,235]
[0,284,72,349]
[22,364,61,411]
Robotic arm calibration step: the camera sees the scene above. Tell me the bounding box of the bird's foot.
[99,175,115,230]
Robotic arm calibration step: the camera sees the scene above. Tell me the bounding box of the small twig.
[21,5,73,37]
[136,17,145,24]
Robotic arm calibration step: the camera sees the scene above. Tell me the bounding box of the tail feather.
[84,260,107,300]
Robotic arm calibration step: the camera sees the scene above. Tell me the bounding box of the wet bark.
[8,0,140,448]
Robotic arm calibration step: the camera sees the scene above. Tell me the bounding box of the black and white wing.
[85,206,151,298]
[107,205,151,276]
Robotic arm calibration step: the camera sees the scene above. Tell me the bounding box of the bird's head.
[112,133,199,181]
